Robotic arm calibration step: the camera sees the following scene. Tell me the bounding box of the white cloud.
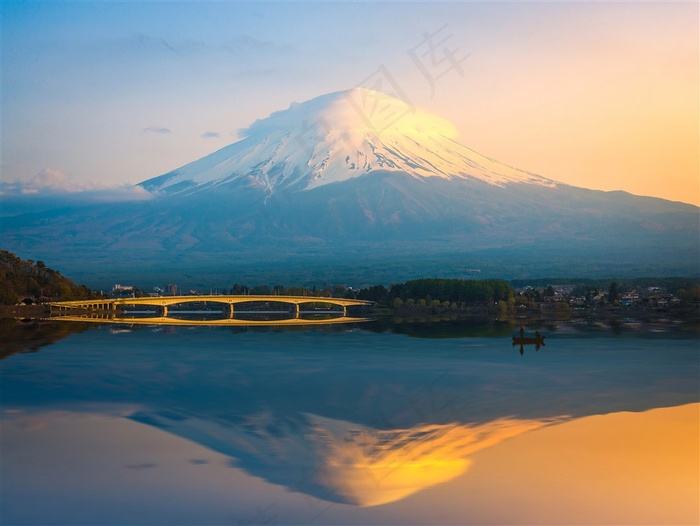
[143,126,171,134]
[84,185,155,202]
[1,168,154,202]
[201,131,221,139]
[19,168,88,193]
[225,35,276,52]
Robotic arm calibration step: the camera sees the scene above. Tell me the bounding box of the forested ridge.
[356,278,513,307]
[0,250,97,305]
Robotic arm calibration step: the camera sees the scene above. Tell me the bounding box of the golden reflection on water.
[300,414,563,506]
[428,402,700,525]
[2,404,697,524]
[46,314,372,326]
[125,409,564,507]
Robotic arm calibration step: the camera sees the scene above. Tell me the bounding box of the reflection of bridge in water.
[48,295,374,326]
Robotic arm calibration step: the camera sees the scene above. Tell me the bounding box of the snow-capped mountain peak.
[139,88,557,195]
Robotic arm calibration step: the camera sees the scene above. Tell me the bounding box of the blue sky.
[2,1,698,204]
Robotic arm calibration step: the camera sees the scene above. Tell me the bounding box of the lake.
[1,318,698,525]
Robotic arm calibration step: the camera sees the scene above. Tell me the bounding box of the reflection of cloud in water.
[125,462,158,470]
[130,410,564,507]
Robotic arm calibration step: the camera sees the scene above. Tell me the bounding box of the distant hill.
[0,250,96,305]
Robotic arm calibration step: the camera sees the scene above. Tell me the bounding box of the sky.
[2,1,698,206]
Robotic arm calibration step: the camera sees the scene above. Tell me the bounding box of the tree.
[231,283,248,295]
[251,284,271,295]
[0,250,99,304]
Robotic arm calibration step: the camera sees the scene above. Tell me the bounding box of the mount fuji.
[2,88,698,286]
[140,88,556,195]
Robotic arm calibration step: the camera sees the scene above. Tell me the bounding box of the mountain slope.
[1,88,697,285]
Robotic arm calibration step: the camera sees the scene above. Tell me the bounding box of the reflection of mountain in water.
[130,409,562,506]
[4,323,698,507]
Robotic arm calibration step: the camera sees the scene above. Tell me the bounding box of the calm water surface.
[1,319,698,525]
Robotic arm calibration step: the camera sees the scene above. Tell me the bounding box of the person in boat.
[535,331,541,340]
[519,326,524,338]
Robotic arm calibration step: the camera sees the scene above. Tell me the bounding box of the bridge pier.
[227,303,235,319]
[162,305,168,316]
[295,303,300,319]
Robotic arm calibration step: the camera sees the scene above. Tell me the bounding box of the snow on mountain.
[139,88,557,196]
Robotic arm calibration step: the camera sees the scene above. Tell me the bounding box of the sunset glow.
[2,2,697,204]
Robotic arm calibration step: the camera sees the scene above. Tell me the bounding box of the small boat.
[512,335,545,346]
[512,331,546,355]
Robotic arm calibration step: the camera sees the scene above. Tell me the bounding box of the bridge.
[48,294,373,318]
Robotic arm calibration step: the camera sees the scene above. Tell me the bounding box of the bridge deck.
[50,295,373,309]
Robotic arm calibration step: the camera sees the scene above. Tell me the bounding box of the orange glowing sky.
[3,2,698,205]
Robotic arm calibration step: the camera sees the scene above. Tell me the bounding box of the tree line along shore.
[1,250,698,321]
